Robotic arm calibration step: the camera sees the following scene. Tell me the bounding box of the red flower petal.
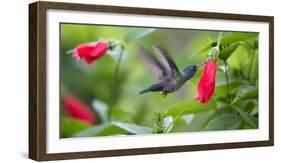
[195,59,216,104]
[72,41,109,64]
[63,94,95,125]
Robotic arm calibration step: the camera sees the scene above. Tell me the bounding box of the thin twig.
[111,47,124,104]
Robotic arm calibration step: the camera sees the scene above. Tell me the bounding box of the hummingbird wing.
[138,46,167,79]
[153,45,181,80]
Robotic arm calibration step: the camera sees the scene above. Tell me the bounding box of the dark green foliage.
[74,121,153,137]
[202,114,241,131]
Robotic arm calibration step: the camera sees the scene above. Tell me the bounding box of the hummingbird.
[139,45,205,97]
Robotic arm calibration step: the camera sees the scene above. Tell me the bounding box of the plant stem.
[112,47,124,104]
[216,32,230,101]
[208,32,223,60]
[223,60,230,101]
[114,50,123,84]
[163,108,187,133]
[216,32,223,49]
[215,32,230,100]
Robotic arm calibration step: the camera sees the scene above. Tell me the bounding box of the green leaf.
[124,28,156,43]
[163,116,174,133]
[231,86,258,105]
[164,99,216,117]
[220,32,258,45]
[112,122,152,134]
[169,117,189,133]
[202,114,241,131]
[109,108,133,122]
[250,51,258,84]
[193,32,257,57]
[215,79,243,97]
[233,106,258,128]
[225,45,249,71]
[240,38,258,54]
[74,121,153,137]
[187,110,217,131]
[218,43,240,60]
[74,123,124,137]
[61,117,91,138]
[92,100,109,123]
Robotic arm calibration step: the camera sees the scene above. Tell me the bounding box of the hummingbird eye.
[190,65,196,71]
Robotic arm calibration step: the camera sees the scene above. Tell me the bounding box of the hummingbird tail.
[139,88,151,94]
[140,83,164,95]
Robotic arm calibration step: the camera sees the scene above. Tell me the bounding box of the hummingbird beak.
[197,60,208,68]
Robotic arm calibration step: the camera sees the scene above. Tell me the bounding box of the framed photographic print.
[29,1,274,161]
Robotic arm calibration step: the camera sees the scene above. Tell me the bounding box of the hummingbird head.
[182,65,198,81]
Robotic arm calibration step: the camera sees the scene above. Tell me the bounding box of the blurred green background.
[60,23,259,138]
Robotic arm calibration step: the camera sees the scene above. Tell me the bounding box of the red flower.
[195,59,216,104]
[72,41,109,64]
[63,94,95,125]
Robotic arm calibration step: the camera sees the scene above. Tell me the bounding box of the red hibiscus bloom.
[72,41,109,64]
[195,59,216,104]
[63,94,95,125]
